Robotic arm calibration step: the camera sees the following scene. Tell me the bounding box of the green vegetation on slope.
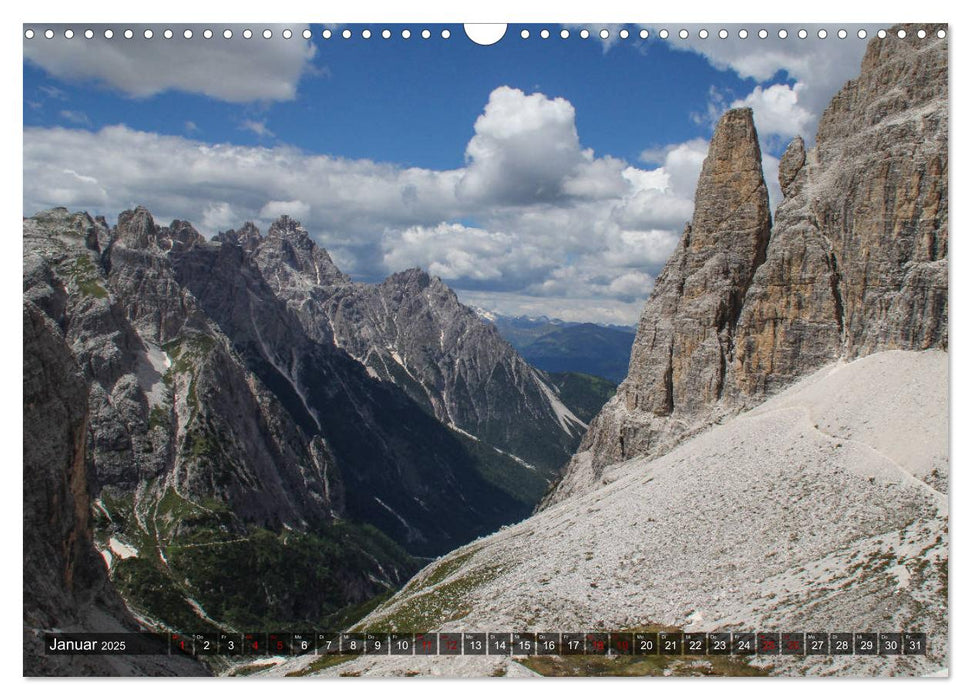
[94,486,418,634]
[518,624,768,677]
[520,653,768,677]
[166,523,413,631]
[64,255,108,299]
[359,562,505,632]
[285,655,356,677]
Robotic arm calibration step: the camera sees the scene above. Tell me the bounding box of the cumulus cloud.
[731,83,814,140]
[653,23,881,144]
[200,202,240,233]
[459,87,578,203]
[23,24,317,103]
[457,87,627,204]
[384,224,532,282]
[637,138,709,207]
[23,87,712,324]
[608,271,655,301]
[260,199,310,221]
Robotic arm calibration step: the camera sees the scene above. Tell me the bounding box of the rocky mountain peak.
[267,214,310,240]
[161,219,205,251]
[114,208,205,253]
[25,207,107,252]
[115,206,158,249]
[240,230,583,480]
[778,136,806,196]
[817,23,947,147]
[215,221,263,252]
[544,27,947,507]
[384,267,435,291]
[250,216,348,288]
[687,107,769,248]
[621,106,771,419]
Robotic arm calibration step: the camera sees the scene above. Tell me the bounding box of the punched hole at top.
[464,24,507,46]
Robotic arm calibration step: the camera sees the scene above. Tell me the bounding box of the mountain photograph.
[22,22,947,680]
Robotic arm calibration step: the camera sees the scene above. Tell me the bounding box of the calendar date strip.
[44,631,927,656]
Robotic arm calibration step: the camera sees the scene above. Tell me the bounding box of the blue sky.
[25,26,761,168]
[23,23,874,323]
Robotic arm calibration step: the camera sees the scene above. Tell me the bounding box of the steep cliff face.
[623,108,771,418]
[545,25,947,506]
[544,108,772,499]
[735,25,948,392]
[23,300,206,677]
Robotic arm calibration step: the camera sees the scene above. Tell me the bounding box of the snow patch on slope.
[136,343,171,408]
[108,537,138,560]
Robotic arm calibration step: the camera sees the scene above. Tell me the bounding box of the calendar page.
[22,17,949,680]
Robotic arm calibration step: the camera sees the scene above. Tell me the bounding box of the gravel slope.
[273,350,947,677]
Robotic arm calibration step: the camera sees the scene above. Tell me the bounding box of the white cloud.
[653,23,880,144]
[458,87,617,204]
[638,138,709,200]
[39,85,68,100]
[458,290,646,327]
[608,270,655,300]
[259,199,310,221]
[200,202,239,232]
[23,87,714,325]
[23,24,317,103]
[59,110,91,126]
[731,83,814,140]
[385,224,524,282]
[762,153,782,212]
[240,119,275,138]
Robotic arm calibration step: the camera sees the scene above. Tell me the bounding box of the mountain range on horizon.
[472,307,635,332]
[476,311,636,384]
